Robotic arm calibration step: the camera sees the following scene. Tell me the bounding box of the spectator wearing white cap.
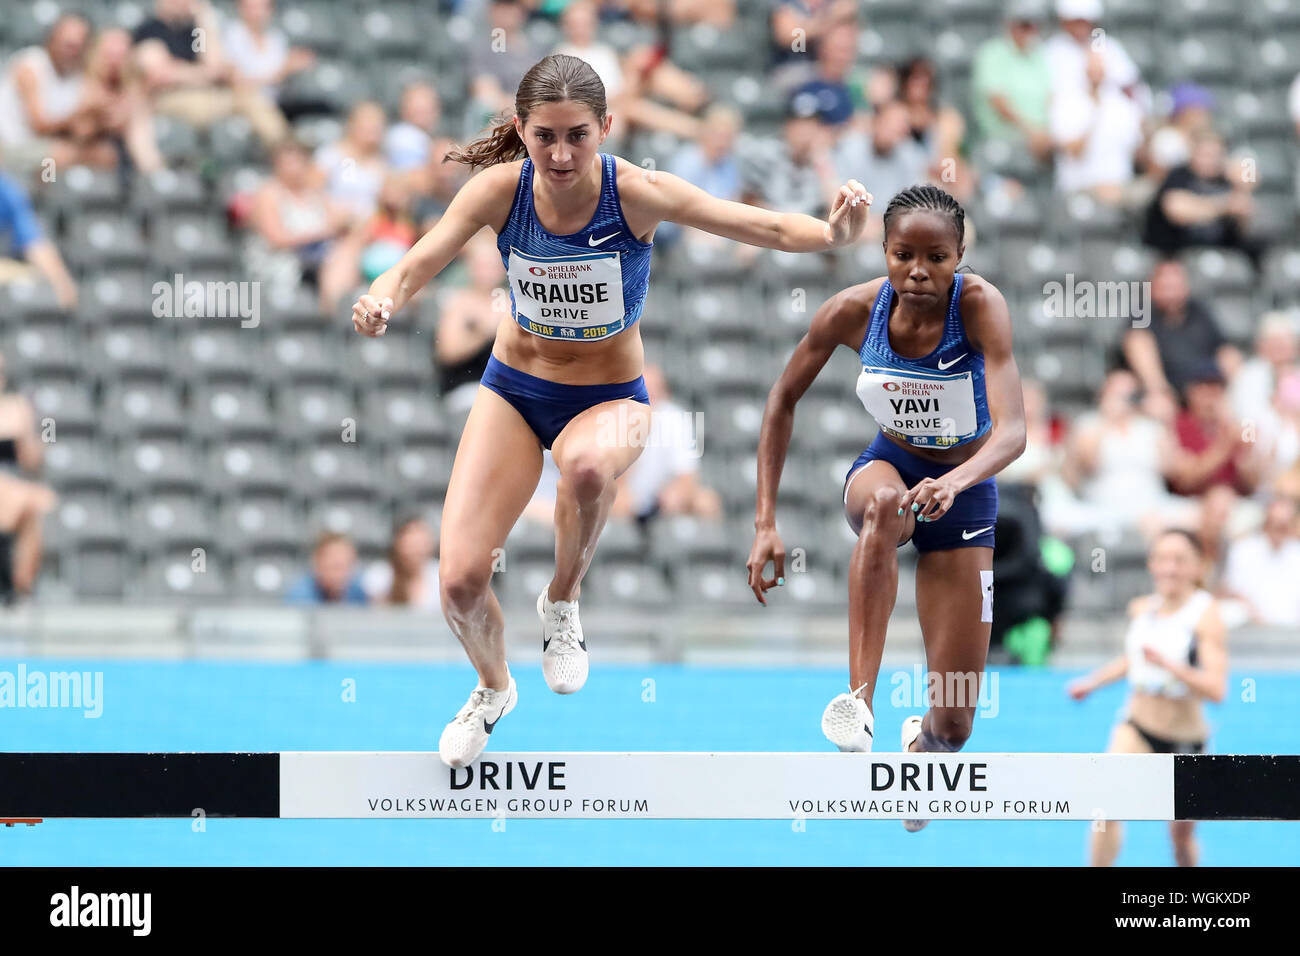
[1044,0,1143,103]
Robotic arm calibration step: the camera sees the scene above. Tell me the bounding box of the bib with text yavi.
[506,246,626,342]
[856,366,978,447]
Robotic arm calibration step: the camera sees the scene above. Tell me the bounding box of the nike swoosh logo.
[588,232,619,246]
[937,353,967,370]
[962,526,993,540]
[483,698,510,734]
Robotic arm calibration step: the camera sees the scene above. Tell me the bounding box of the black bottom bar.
[1174,755,1300,820]
[0,753,279,818]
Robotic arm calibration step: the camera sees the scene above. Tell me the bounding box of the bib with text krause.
[506,246,626,342]
[856,365,978,448]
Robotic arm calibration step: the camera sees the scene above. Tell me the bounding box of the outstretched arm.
[353,164,513,335]
[748,287,863,603]
[640,168,872,252]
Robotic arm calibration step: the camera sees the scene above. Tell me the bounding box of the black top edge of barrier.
[1174,754,1300,820]
[0,753,280,818]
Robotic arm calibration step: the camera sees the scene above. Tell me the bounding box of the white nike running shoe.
[538,587,588,694]
[900,715,929,831]
[821,692,874,752]
[438,676,517,769]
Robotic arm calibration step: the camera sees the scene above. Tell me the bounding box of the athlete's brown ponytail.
[444,54,607,171]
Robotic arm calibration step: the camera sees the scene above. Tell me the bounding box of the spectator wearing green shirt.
[970,0,1052,161]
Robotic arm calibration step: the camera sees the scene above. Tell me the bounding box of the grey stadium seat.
[383,443,454,503]
[115,438,204,496]
[99,381,188,440]
[190,382,277,441]
[206,441,297,498]
[276,383,362,443]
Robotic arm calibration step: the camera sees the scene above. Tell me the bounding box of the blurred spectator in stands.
[616,0,734,28]
[1044,0,1141,100]
[554,0,625,114]
[1260,368,1300,497]
[222,0,320,124]
[555,0,707,144]
[245,138,358,314]
[1121,258,1237,422]
[285,531,368,604]
[0,156,78,309]
[612,364,720,528]
[1272,368,1300,503]
[434,231,504,415]
[659,102,745,252]
[133,0,288,150]
[83,28,164,175]
[1056,369,1196,541]
[1219,496,1300,628]
[412,137,470,231]
[670,103,743,197]
[896,56,973,203]
[467,0,536,130]
[783,22,858,132]
[0,351,56,603]
[0,14,103,177]
[1230,311,1299,441]
[360,173,418,285]
[385,82,442,172]
[1142,130,1264,270]
[999,378,1061,491]
[970,0,1052,161]
[363,516,441,611]
[1142,83,1215,184]
[768,0,857,91]
[1165,364,1264,556]
[1050,47,1144,207]
[314,100,388,218]
[832,99,929,242]
[1291,69,1300,204]
[741,89,840,218]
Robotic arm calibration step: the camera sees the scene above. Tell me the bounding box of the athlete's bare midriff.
[490,313,647,385]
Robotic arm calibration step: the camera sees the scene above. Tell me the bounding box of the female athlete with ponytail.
[746,184,1026,831]
[351,53,872,768]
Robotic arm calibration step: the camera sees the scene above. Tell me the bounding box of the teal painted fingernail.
[911,503,919,512]
[897,508,903,516]
[777,577,785,586]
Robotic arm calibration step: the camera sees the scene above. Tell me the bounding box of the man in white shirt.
[1044,0,1142,100]
[1221,497,1300,627]
[1049,47,1143,204]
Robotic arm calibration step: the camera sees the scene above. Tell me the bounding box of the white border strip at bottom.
[279,752,1174,821]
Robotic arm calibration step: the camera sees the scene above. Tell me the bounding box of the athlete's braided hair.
[882,184,966,247]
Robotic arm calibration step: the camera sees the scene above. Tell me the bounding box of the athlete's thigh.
[843,458,915,545]
[440,386,545,568]
[550,397,653,480]
[914,546,994,703]
[0,474,52,531]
